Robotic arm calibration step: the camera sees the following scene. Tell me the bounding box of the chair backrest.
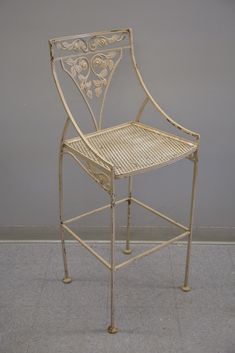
[49,28,134,133]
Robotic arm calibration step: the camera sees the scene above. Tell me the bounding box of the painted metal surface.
[49,28,200,333]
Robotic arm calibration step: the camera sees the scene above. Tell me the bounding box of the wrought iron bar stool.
[49,28,199,334]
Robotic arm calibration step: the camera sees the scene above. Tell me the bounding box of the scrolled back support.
[60,48,123,130]
[49,28,131,132]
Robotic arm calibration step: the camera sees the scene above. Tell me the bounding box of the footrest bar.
[132,197,189,231]
[116,231,190,270]
[62,224,111,270]
[64,197,128,224]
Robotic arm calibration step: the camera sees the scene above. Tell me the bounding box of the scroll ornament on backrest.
[55,32,126,53]
[61,50,122,100]
[55,32,125,129]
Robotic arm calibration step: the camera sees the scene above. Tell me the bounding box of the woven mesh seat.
[65,122,197,177]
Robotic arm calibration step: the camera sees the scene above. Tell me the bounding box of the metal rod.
[110,186,116,328]
[63,198,128,224]
[182,151,199,291]
[123,176,132,254]
[62,224,111,270]
[135,96,149,122]
[50,28,129,43]
[116,231,190,270]
[107,174,118,333]
[132,198,189,231]
[54,46,131,63]
[98,49,123,130]
[59,119,71,283]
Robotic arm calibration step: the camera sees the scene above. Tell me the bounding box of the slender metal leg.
[181,151,198,292]
[59,150,72,284]
[107,181,118,334]
[123,176,133,254]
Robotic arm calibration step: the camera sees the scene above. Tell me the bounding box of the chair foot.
[62,277,72,284]
[107,325,118,334]
[181,286,191,292]
[123,248,132,255]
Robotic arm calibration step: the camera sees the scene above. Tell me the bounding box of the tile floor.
[0,242,234,353]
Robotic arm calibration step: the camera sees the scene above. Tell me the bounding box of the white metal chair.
[49,28,199,334]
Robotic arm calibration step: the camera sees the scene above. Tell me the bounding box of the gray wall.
[1,0,235,230]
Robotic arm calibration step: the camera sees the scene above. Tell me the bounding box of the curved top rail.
[49,28,130,44]
[49,28,130,60]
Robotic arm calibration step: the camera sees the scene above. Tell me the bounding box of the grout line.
[0,240,235,245]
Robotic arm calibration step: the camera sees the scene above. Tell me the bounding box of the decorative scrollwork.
[62,50,121,99]
[64,150,112,192]
[86,161,111,192]
[56,33,126,53]
[89,33,126,51]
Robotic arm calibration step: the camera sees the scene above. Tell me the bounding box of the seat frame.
[49,28,200,334]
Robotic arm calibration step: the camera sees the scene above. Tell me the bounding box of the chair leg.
[123,176,132,254]
[59,151,72,284]
[181,151,198,292]
[107,189,118,334]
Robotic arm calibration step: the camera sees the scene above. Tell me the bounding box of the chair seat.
[65,122,197,178]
